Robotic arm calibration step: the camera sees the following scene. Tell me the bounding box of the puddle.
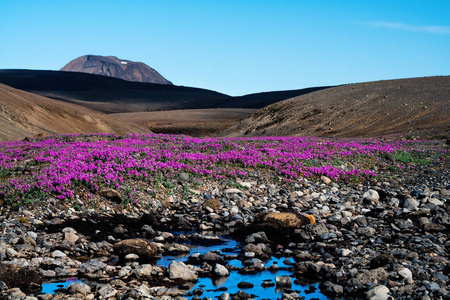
[40,278,81,294]
[160,233,331,299]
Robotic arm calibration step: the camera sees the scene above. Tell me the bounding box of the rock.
[402,197,420,210]
[80,259,107,275]
[168,261,198,281]
[255,212,312,228]
[0,263,43,291]
[298,223,329,240]
[0,280,7,290]
[66,282,91,295]
[363,189,380,203]
[398,267,413,280]
[214,264,229,277]
[237,281,254,289]
[423,223,447,232]
[427,198,444,206]
[179,172,190,181]
[225,188,243,195]
[64,232,79,244]
[113,238,159,261]
[51,250,67,258]
[321,176,331,185]
[339,249,352,257]
[245,231,268,244]
[367,285,390,300]
[370,254,396,269]
[275,275,292,287]
[134,264,153,278]
[357,226,376,237]
[357,267,388,285]
[124,253,139,261]
[203,251,224,264]
[100,188,122,202]
[219,292,230,300]
[98,284,117,298]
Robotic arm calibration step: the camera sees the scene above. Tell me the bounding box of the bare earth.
[222,76,450,138]
[112,108,257,136]
[0,84,150,142]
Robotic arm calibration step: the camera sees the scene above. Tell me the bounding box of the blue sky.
[0,0,449,96]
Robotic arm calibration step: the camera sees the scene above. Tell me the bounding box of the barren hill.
[222,76,450,138]
[61,55,172,85]
[0,83,150,142]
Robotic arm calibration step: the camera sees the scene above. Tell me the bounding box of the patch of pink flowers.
[0,134,420,201]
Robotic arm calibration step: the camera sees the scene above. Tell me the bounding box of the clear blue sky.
[1,0,449,96]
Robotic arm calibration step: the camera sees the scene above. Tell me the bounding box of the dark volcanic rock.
[61,55,172,85]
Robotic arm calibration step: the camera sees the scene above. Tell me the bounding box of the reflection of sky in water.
[40,278,80,294]
[41,234,331,299]
[159,235,331,300]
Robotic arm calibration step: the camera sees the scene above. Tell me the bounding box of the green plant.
[228,181,244,189]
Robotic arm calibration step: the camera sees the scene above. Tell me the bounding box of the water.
[41,233,331,299]
[160,233,331,300]
[40,278,80,294]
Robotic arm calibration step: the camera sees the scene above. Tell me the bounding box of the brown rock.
[255,212,312,228]
[0,263,43,292]
[100,189,122,203]
[113,238,159,261]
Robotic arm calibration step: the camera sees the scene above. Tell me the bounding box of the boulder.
[255,212,313,228]
[113,238,159,261]
[275,275,292,288]
[168,261,198,281]
[214,264,230,277]
[0,264,42,292]
[66,282,91,295]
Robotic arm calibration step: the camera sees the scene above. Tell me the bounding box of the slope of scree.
[0,83,150,142]
[222,76,450,138]
[61,54,173,85]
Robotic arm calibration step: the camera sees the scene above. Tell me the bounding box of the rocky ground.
[0,138,449,300]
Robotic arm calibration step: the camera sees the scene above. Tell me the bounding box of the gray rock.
[245,231,268,244]
[398,267,413,280]
[367,285,390,300]
[134,264,153,278]
[51,250,67,258]
[168,261,198,281]
[213,264,229,277]
[80,259,107,274]
[357,226,376,237]
[402,197,420,210]
[363,189,380,203]
[298,223,329,240]
[179,172,190,181]
[66,282,91,295]
[203,251,224,263]
[425,281,440,291]
[98,284,117,299]
[218,292,230,300]
[275,275,292,287]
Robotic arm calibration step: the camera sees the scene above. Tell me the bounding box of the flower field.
[0,134,448,205]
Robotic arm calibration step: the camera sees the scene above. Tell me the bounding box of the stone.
[80,259,107,275]
[64,232,79,244]
[245,231,268,244]
[340,249,352,257]
[203,251,224,264]
[0,263,43,291]
[398,267,413,280]
[363,189,380,203]
[219,292,230,300]
[66,282,91,295]
[98,284,117,298]
[214,264,229,277]
[113,238,159,261]
[423,223,446,232]
[402,198,419,210]
[179,172,190,181]
[125,253,139,261]
[298,223,329,240]
[275,275,292,287]
[168,261,198,281]
[321,176,331,185]
[134,264,153,278]
[51,250,67,258]
[357,267,388,285]
[100,188,122,202]
[237,281,254,289]
[367,285,390,300]
[255,212,312,228]
[357,226,376,237]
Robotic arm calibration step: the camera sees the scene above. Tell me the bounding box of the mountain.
[221,76,450,138]
[0,83,150,142]
[61,55,172,85]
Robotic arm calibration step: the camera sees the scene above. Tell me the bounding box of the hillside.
[0,69,230,113]
[61,55,172,85]
[222,76,450,138]
[0,83,150,142]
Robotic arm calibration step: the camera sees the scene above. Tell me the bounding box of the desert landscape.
[0,51,449,300]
